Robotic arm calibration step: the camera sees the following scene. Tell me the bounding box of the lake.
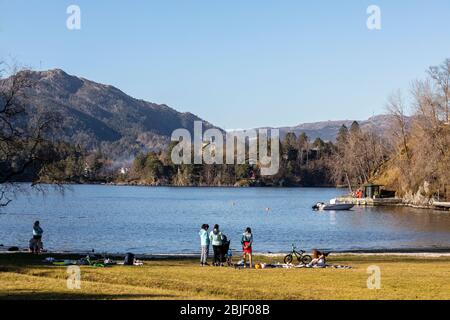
[1,185,450,254]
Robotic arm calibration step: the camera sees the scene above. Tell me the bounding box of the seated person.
[308,249,328,267]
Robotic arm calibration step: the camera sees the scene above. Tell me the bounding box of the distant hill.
[10,69,404,161]
[13,69,218,159]
[263,114,405,141]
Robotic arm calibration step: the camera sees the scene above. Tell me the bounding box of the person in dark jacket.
[209,224,224,266]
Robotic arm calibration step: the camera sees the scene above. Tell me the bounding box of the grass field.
[1,253,450,300]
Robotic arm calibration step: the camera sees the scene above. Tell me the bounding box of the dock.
[433,202,450,209]
[337,197,403,207]
[337,197,450,210]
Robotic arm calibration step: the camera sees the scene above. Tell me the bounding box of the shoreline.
[3,247,450,258]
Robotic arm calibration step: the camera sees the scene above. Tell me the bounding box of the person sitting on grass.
[308,249,328,267]
[209,224,224,266]
[241,227,253,268]
[198,224,210,266]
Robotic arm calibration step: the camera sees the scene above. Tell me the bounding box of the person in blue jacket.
[198,224,210,266]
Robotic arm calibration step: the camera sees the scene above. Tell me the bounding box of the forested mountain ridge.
[10,69,218,159]
[263,114,409,142]
[8,69,401,158]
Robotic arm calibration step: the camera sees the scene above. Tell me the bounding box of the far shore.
[20,180,338,188]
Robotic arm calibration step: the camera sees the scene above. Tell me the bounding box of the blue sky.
[1,0,450,129]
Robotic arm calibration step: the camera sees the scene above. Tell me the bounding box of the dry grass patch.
[1,253,450,300]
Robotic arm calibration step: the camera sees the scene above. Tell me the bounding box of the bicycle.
[284,244,312,264]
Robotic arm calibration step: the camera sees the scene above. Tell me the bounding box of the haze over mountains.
[14,69,396,159]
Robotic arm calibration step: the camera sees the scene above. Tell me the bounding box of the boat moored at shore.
[312,198,355,211]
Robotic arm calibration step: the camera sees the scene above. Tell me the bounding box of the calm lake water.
[1,185,450,254]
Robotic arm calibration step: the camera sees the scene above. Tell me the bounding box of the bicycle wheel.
[284,254,293,264]
[301,255,312,265]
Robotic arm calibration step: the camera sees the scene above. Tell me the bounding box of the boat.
[312,198,354,211]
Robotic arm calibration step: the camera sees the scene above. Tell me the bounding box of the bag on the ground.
[124,252,135,265]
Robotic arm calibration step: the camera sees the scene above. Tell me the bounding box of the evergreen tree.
[337,125,349,145]
[350,121,361,135]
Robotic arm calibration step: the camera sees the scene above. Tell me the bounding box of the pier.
[337,197,450,211]
[433,202,450,209]
[337,197,403,207]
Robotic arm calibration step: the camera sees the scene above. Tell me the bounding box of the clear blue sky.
[1,0,450,129]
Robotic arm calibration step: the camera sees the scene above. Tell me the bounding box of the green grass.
[1,253,450,300]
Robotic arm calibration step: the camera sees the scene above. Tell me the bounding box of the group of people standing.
[199,224,254,268]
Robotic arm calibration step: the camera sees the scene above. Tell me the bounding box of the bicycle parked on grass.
[284,244,312,264]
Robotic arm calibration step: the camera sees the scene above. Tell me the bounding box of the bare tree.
[386,90,411,160]
[328,122,389,193]
[384,58,450,201]
[428,59,450,123]
[0,63,59,206]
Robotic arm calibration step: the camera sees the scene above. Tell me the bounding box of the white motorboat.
[312,198,354,211]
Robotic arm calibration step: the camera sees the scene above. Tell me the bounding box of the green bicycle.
[284,244,312,264]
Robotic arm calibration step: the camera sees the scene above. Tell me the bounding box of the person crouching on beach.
[199,224,210,266]
[241,227,253,268]
[31,221,44,254]
[210,224,224,266]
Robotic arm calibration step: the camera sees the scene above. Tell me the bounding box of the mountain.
[11,69,400,161]
[267,114,403,142]
[16,69,219,159]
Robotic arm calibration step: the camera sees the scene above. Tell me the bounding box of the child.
[198,224,210,266]
[226,247,233,266]
[241,227,253,268]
